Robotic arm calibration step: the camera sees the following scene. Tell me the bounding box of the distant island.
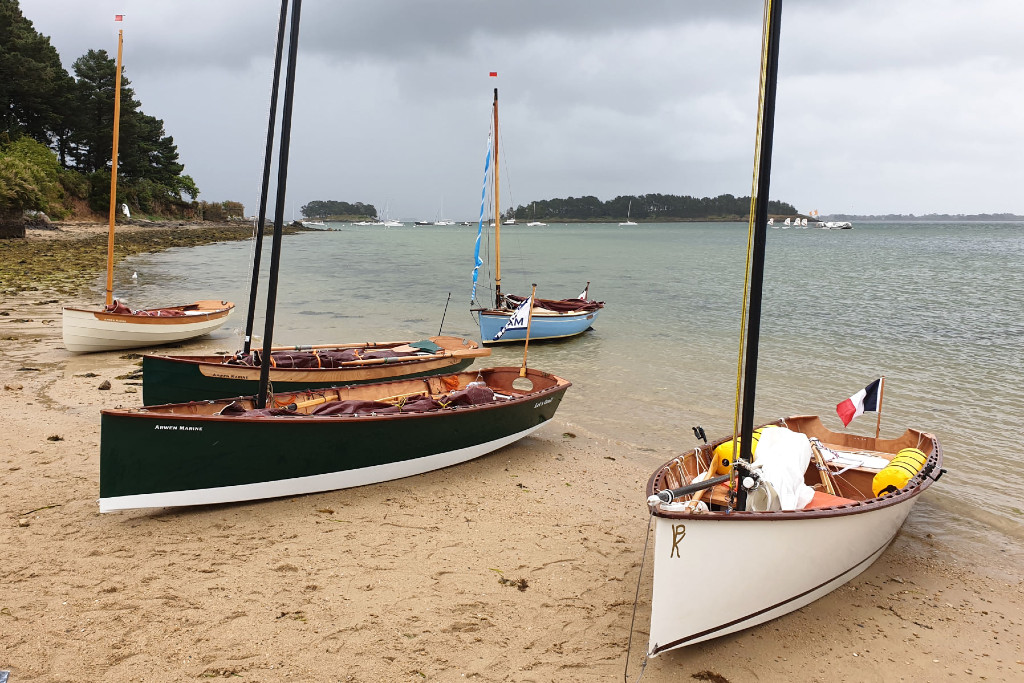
[506,194,796,223]
[298,196,1024,225]
[299,193,800,223]
[821,213,1024,222]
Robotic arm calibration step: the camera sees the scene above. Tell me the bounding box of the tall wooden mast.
[492,88,502,307]
[104,28,124,308]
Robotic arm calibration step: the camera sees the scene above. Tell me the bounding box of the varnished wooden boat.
[60,26,232,354]
[141,335,490,405]
[645,416,943,655]
[62,300,234,353]
[100,366,570,512]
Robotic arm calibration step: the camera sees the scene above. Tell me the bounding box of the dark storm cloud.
[16,0,1024,216]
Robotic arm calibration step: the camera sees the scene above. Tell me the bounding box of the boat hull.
[478,308,600,344]
[141,336,488,405]
[645,415,942,656]
[648,499,912,654]
[62,301,234,353]
[99,367,569,512]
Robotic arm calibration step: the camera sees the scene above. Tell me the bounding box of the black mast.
[242,0,289,355]
[256,0,302,409]
[737,0,784,509]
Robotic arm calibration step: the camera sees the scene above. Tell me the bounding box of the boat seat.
[804,490,856,509]
[817,442,891,473]
[705,484,856,510]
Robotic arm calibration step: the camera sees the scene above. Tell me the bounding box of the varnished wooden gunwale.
[646,415,942,521]
[64,299,234,325]
[141,336,491,405]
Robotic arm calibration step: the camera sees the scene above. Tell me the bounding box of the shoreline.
[1,224,1022,680]
[1,219,309,297]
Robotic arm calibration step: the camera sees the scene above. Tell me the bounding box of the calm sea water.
[117,221,1024,562]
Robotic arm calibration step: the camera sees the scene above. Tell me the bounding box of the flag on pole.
[115,14,124,21]
[836,378,881,427]
[492,296,532,341]
[489,71,498,77]
[577,286,589,300]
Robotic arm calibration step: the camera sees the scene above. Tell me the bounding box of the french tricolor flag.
[836,378,881,427]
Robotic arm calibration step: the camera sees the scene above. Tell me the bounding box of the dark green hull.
[100,368,568,511]
[142,354,475,405]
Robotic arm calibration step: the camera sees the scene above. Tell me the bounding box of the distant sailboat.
[527,201,546,226]
[619,199,638,226]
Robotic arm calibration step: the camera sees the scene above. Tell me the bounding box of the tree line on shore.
[302,193,798,223]
[300,200,378,220]
[507,193,797,222]
[0,0,239,225]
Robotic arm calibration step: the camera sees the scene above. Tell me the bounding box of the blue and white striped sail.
[470,136,492,304]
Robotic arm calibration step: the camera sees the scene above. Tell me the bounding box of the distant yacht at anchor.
[619,199,638,226]
[808,209,852,229]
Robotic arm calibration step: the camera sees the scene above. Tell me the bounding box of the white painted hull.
[647,499,915,655]
[62,302,233,353]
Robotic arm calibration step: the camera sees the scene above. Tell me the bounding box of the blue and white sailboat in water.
[470,88,604,345]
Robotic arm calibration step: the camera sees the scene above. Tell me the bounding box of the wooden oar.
[324,354,446,368]
[684,469,717,510]
[284,389,433,412]
[376,390,431,404]
[268,340,411,352]
[283,394,334,411]
[810,440,837,495]
[255,352,453,370]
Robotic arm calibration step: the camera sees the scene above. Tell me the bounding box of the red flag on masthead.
[489,71,497,77]
[115,14,124,21]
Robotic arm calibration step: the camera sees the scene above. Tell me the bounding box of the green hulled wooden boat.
[100,366,570,512]
[141,335,490,405]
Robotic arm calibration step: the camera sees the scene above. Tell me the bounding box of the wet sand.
[1,224,1022,681]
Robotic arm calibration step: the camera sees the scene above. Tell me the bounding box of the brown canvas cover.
[504,294,604,313]
[104,300,186,317]
[226,347,424,369]
[216,383,497,418]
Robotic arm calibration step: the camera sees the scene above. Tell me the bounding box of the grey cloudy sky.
[19,0,1024,219]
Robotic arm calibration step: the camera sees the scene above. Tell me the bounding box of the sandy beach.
[1,224,1022,682]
